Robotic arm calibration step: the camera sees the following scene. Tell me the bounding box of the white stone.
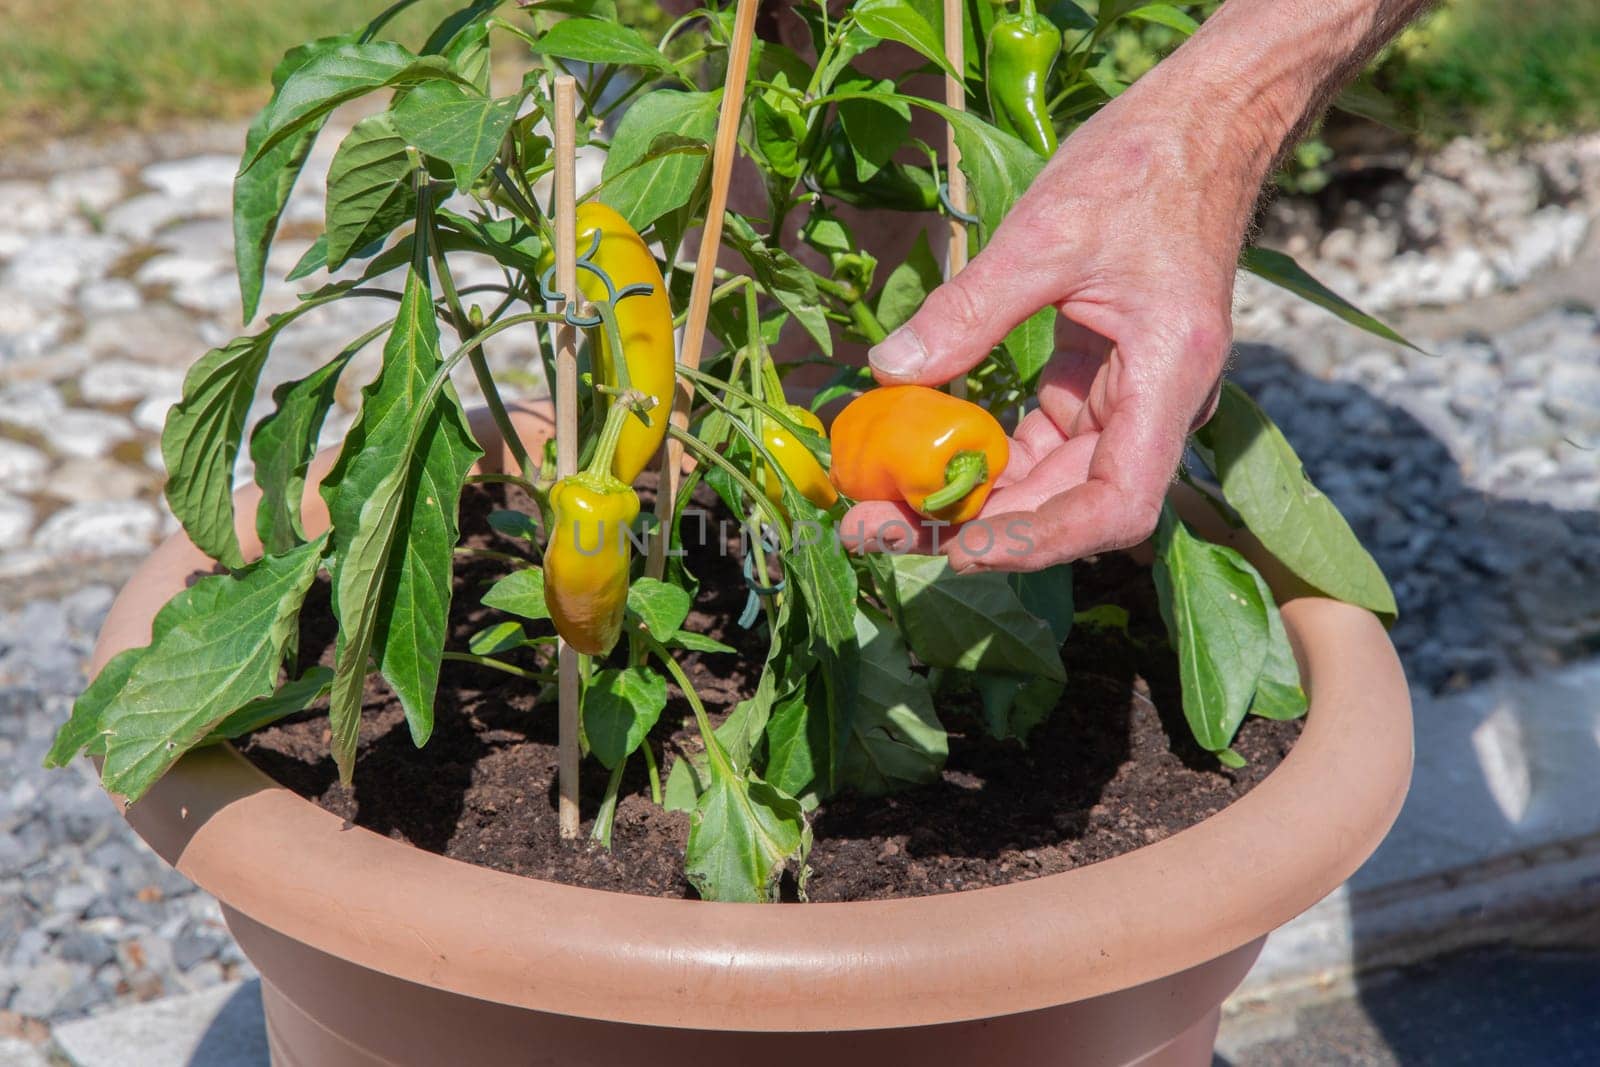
[101,193,190,243]
[135,253,226,291]
[132,396,173,435]
[140,155,237,207]
[0,297,65,365]
[33,499,160,556]
[0,382,66,431]
[0,1036,50,1067]
[79,360,185,406]
[172,273,245,316]
[80,305,205,364]
[47,166,128,215]
[1493,206,1590,288]
[0,438,49,492]
[154,218,234,258]
[45,410,138,460]
[0,180,67,234]
[0,494,32,550]
[0,234,125,303]
[77,277,142,314]
[1544,362,1600,430]
[42,459,152,504]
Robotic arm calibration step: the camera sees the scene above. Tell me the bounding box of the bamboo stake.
[943,0,970,399]
[552,75,582,840]
[646,0,761,579]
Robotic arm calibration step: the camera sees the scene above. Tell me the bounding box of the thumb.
[868,242,1054,387]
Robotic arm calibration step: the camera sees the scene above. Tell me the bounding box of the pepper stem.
[921,450,989,513]
[584,390,651,478]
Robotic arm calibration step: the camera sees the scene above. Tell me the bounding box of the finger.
[981,432,1099,515]
[948,347,1195,573]
[838,501,945,555]
[868,238,1065,388]
[997,408,1070,487]
[1034,319,1114,431]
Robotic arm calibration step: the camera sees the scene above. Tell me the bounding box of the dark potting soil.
[237,483,1301,902]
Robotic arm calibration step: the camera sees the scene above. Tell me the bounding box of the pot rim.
[91,405,1413,1032]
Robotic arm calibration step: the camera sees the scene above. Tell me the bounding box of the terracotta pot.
[89,405,1412,1066]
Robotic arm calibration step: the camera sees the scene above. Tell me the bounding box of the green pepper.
[986,0,1060,159]
[809,121,941,213]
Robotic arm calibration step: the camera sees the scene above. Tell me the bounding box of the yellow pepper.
[545,471,640,656]
[541,203,675,483]
[758,404,838,514]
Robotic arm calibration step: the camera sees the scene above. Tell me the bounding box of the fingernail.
[868,325,928,381]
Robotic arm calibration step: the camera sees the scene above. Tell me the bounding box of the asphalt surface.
[1218,948,1600,1066]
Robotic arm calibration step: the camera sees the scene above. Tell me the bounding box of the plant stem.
[645,635,732,778]
[441,652,553,683]
[921,450,989,512]
[426,209,533,478]
[642,741,662,805]
[591,756,626,848]
[666,424,789,537]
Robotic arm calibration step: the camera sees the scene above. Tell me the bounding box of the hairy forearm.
[1142,0,1432,177]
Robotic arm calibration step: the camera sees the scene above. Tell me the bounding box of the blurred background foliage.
[0,0,1594,156]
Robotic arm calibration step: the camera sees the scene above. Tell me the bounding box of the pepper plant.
[48,0,1404,902]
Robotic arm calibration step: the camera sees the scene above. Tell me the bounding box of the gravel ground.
[1,119,1598,1050]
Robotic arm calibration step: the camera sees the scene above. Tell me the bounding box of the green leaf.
[1151,508,1270,754]
[890,555,1067,681]
[161,336,274,569]
[73,538,325,800]
[1124,3,1198,35]
[234,34,355,323]
[481,566,549,620]
[1242,562,1309,721]
[853,0,960,80]
[836,75,912,182]
[752,92,807,180]
[782,503,861,793]
[468,620,528,655]
[841,609,946,794]
[600,90,720,231]
[583,667,668,769]
[1333,81,1414,134]
[45,646,146,768]
[321,264,482,776]
[1044,0,1095,31]
[1004,306,1057,386]
[206,667,334,742]
[724,213,832,356]
[973,672,1063,744]
[662,750,709,812]
[685,767,808,902]
[1240,247,1421,351]
[762,679,824,798]
[1008,563,1074,643]
[241,42,461,171]
[626,577,692,640]
[668,631,738,654]
[528,18,674,72]
[921,101,1043,243]
[324,114,417,270]
[1074,603,1130,633]
[390,80,520,190]
[250,337,368,555]
[1193,382,1397,620]
[874,230,941,333]
[423,0,500,92]
[486,509,540,541]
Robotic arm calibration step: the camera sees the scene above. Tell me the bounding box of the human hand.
[842,74,1275,572]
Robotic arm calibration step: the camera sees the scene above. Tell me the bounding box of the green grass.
[0,0,1594,148]
[0,0,459,143]
[1376,0,1600,145]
